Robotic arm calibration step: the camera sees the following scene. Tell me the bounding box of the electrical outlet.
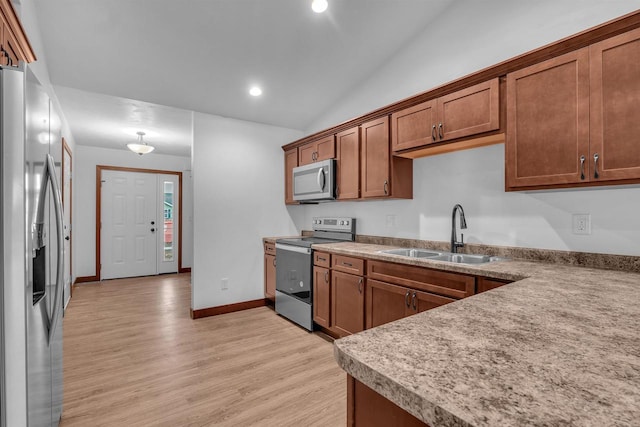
[572,214,591,235]
[386,214,397,227]
[221,278,229,290]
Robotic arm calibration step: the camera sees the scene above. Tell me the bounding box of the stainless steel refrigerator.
[0,65,64,426]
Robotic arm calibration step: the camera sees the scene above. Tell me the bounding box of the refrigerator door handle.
[35,154,64,344]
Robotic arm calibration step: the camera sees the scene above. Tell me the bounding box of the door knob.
[151,221,155,225]
[64,236,70,241]
[150,228,156,233]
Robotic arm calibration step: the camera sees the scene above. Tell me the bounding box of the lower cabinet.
[348,375,428,427]
[366,279,455,329]
[331,270,365,337]
[313,265,331,328]
[264,242,276,301]
[477,277,511,293]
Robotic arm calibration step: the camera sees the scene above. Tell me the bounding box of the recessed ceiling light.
[249,86,263,97]
[311,0,328,13]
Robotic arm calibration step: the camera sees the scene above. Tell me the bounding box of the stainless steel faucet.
[451,204,467,253]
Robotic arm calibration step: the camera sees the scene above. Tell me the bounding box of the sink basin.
[379,248,507,265]
[429,253,508,264]
[379,248,443,258]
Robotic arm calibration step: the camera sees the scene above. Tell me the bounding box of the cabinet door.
[437,78,500,142]
[391,100,437,152]
[298,142,316,166]
[506,48,590,189]
[361,116,390,198]
[284,148,298,204]
[315,135,336,162]
[2,22,20,67]
[264,254,276,300]
[331,271,365,337]
[410,289,455,314]
[366,280,410,329]
[313,266,331,328]
[336,126,360,199]
[590,27,640,182]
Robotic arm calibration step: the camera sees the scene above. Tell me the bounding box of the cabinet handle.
[431,125,437,141]
[317,256,326,262]
[404,291,411,308]
[342,262,353,267]
[358,277,363,294]
[579,155,586,180]
[438,123,443,139]
[324,271,329,283]
[273,258,276,267]
[383,180,388,195]
[593,153,600,179]
[412,292,417,311]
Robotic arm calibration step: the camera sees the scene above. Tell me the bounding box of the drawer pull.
[317,256,327,262]
[343,262,353,267]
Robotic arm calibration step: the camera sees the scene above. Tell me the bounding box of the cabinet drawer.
[332,255,365,275]
[477,277,512,294]
[367,260,475,299]
[314,251,331,268]
[264,242,276,254]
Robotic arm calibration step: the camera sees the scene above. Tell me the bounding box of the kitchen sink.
[379,248,507,265]
[379,248,443,258]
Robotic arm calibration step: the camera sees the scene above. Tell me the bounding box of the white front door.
[101,170,158,280]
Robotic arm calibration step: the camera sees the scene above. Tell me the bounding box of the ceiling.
[33,0,455,157]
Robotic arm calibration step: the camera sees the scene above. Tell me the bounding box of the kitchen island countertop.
[318,241,640,426]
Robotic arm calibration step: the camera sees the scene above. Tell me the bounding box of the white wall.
[74,145,192,277]
[297,0,640,257]
[192,113,303,310]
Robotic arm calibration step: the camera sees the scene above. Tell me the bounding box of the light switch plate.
[572,214,591,235]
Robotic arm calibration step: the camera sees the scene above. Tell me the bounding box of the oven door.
[275,243,312,303]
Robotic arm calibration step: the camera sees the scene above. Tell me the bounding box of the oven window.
[275,247,312,304]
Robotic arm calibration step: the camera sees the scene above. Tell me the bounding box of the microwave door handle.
[317,168,325,191]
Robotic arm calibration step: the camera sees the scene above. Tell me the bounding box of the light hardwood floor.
[60,274,346,426]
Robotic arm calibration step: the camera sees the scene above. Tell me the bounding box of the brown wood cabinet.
[298,135,335,166]
[0,0,35,67]
[366,279,455,329]
[391,79,500,153]
[367,260,475,300]
[313,265,331,328]
[331,270,365,337]
[336,126,360,200]
[589,27,640,182]
[506,49,590,189]
[507,27,640,190]
[284,148,298,204]
[264,242,276,301]
[477,277,511,294]
[348,376,428,427]
[361,116,412,199]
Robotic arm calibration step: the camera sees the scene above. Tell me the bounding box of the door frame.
[62,139,73,296]
[95,165,186,281]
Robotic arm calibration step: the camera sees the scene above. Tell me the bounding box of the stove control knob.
[345,220,349,226]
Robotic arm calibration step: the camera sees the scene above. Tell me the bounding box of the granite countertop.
[320,242,640,426]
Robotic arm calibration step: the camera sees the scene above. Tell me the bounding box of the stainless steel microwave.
[292,159,335,202]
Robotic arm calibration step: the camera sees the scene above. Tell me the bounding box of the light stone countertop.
[317,242,640,427]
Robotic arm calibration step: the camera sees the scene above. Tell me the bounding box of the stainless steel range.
[275,217,356,331]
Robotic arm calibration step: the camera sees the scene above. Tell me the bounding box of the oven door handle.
[275,243,312,255]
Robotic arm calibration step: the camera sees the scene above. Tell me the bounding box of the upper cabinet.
[298,135,335,166]
[361,116,412,199]
[0,0,36,67]
[589,27,640,182]
[336,126,360,200]
[507,26,640,190]
[284,148,298,204]
[506,49,590,189]
[391,79,501,153]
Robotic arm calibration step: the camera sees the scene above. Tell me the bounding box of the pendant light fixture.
[127,131,155,155]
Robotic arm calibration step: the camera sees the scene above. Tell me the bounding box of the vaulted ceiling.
[33,0,456,156]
